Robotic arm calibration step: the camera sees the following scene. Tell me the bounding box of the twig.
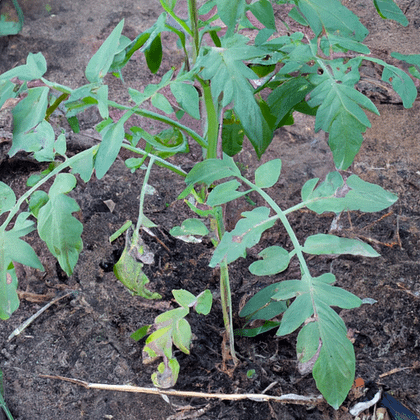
[39,374,324,406]
[7,291,76,342]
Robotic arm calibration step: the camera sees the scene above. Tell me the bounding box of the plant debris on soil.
[0,1,420,419]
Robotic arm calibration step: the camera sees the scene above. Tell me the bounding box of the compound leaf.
[207,180,248,206]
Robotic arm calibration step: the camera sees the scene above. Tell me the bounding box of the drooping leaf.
[267,77,313,126]
[145,34,163,74]
[38,193,83,276]
[170,218,209,239]
[197,38,273,157]
[170,82,200,119]
[307,62,379,169]
[9,87,49,156]
[248,0,276,30]
[249,246,290,276]
[95,120,125,179]
[373,0,408,26]
[303,234,380,257]
[172,318,192,354]
[0,262,19,320]
[85,20,125,82]
[215,0,246,37]
[239,281,288,321]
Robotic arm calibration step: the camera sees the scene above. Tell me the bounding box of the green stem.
[197,78,218,159]
[241,177,312,280]
[159,0,193,37]
[136,155,156,233]
[121,143,187,177]
[188,0,200,63]
[107,101,207,148]
[220,259,238,364]
[45,93,69,121]
[1,146,98,230]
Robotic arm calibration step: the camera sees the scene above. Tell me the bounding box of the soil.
[0,0,420,419]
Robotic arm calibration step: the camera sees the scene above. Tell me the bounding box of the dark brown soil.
[0,1,420,419]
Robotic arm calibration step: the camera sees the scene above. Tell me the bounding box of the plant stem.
[220,259,238,364]
[0,146,98,230]
[198,79,218,159]
[121,143,187,177]
[241,177,312,280]
[188,0,200,63]
[108,101,207,148]
[136,155,156,233]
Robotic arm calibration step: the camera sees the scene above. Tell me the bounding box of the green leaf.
[145,34,163,74]
[0,182,16,216]
[194,290,212,315]
[96,85,109,119]
[186,155,240,186]
[249,246,290,276]
[295,0,368,41]
[70,149,94,182]
[248,0,276,30]
[170,82,200,119]
[345,175,398,212]
[303,234,380,257]
[207,180,248,206]
[0,262,19,320]
[302,172,397,214]
[210,207,275,267]
[151,92,174,114]
[0,52,47,81]
[172,289,197,308]
[373,0,408,26]
[49,173,77,197]
[131,324,152,341]
[308,66,379,169]
[236,320,281,337]
[29,190,49,218]
[85,20,125,82]
[95,120,125,179]
[267,77,313,126]
[155,307,189,325]
[254,159,281,188]
[38,194,83,276]
[170,219,209,238]
[312,303,356,409]
[0,79,18,109]
[239,282,288,321]
[197,39,273,157]
[10,87,49,156]
[215,0,246,37]
[114,229,161,299]
[172,318,192,354]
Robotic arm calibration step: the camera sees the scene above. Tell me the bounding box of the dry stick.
[39,374,323,405]
[7,291,76,342]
